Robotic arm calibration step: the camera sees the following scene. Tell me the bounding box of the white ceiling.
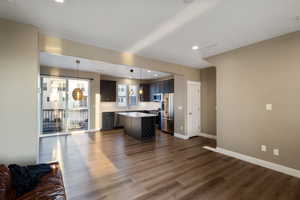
[1,0,300,68]
[40,52,171,79]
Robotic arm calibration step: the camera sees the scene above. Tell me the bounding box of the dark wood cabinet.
[121,114,156,140]
[170,79,174,93]
[150,82,158,94]
[164,79,174,93]
[150,83,157,101]
[139,83,150,102]
[100,78,174,103]
[101,112,115,130]
[157,81,164,93]
[100,80,116,102]
[149,79,174,100]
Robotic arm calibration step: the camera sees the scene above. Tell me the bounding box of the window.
[128,85,138,106]
[117,84,127,106]
[117,84,138,106]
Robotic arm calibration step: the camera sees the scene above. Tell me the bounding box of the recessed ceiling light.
[154,74,158,77]
[192,45,199,50]
[54,0,64,3]
[147,70,151,73]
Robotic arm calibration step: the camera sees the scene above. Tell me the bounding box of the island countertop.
[118,112,157,118]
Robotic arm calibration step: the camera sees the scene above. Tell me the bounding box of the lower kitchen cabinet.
[101,112,115,130]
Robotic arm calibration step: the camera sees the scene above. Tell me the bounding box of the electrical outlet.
[261,145,267,152]
[273,149,279,156]
[266,104,272,111]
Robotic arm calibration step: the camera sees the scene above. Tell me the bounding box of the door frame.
[187,80,201,138]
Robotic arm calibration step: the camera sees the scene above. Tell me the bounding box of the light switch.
[273,149,279,156]
[266,104,272,111]
[261,145,267,152]
[178,106,183,110]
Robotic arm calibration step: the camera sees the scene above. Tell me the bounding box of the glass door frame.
[66,77,91,132]
[39,75,91,136]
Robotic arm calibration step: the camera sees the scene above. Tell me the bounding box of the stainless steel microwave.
[152,93,162,102]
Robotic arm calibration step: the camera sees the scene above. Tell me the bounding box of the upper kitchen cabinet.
[139,83,150,102]
[150,82,159,94]
[157,81,164,93]
[163,79,174,93]
[149,79,174,101]
[100,80,116,102]
[151,79,174,95]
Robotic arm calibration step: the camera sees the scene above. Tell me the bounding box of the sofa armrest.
[16,162,66,200]
[0,165,16,200]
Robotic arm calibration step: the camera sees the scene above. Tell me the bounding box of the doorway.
[187,81,201,138]
[40,76,90,135]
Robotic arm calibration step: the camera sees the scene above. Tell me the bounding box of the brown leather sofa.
[0,162,66,200]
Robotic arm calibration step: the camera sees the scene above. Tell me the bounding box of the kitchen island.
[118,112,157,140]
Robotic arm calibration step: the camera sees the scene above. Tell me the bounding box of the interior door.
[187,81,201,138]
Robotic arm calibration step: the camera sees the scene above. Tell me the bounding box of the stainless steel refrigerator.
[160,93,174,133]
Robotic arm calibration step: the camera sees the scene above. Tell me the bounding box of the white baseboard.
[203,146,300,178]
[174,133,189,140]
[175,132,217,140]
[39,132,71,138]
[203,146,218,152]
[86,128,101,133]
[197,133,217,140]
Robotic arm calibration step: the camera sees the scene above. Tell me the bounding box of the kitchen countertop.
[118,112,157,118]
[103,110,160,113]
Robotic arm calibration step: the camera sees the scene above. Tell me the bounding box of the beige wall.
[174,75,187,135]
[100,74,174,84]
[39,35,201,82]
[0,19,39,165]
[40,66,101,130]
[200,67,216,135]
[101,74,141,85]
[207,31,300,170]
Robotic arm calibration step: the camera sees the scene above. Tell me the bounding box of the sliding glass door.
[40,76,90,135]
[67,79,89,131]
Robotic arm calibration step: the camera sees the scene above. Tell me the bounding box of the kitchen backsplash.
[100,102,161,112]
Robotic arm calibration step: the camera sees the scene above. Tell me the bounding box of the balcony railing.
[42,109,88,134]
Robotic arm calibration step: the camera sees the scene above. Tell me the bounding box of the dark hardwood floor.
[39,130,300,200]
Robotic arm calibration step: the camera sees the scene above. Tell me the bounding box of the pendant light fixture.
[129,69,134,96]
[138,68,143,95]
[72,59,83,101]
